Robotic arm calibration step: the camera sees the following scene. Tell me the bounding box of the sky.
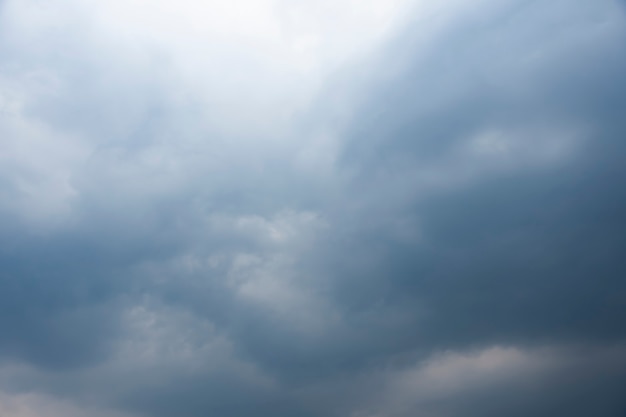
[1,0,626,416]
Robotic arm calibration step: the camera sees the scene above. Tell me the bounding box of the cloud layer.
[1,0,626,416]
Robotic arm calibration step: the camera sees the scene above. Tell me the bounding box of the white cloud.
[0,73,89,229]
[354,344,626,417]
[1,0,417,138]
[0,391,133,417]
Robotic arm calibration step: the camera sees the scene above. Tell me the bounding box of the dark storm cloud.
[355,1,626,343]
[224,0,626,377]
[0,0,626,416]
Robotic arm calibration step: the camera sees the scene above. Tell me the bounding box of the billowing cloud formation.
[1,0,626,416]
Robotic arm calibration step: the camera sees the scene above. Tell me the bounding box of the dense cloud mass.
[1,0,626,416]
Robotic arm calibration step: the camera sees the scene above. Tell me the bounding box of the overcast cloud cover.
[1,0,626,416]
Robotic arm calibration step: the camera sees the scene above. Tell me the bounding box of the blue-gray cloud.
[1,0,626,416]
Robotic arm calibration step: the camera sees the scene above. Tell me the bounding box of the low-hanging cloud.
[1,0,626,416]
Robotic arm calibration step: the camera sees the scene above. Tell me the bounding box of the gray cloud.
[1,0,626,416]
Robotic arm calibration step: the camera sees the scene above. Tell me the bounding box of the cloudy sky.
[1,0,626,416]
